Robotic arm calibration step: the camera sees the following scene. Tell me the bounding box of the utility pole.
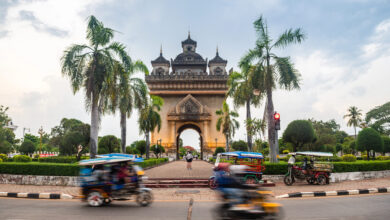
[274,112,281,161]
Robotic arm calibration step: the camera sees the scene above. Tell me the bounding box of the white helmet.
[229,165,249,174]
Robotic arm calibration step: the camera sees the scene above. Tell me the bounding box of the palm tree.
[343,106,363,139]
[138,95,163,159]
[216,101,240,152]
[61,16,131,158]
[111,61,148,153]
[242,15,305,162]
[227,61,262,151]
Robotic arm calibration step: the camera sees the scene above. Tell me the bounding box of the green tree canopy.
[216,101,240,152]
[343,106,363,139]
[366,101,390,135]
[382,136,390,154]
[98,135,120,154]
[357,128,384,157]
[231,140,248,151]
[282,120,315,152]
[214,147,226,156]
[151,144,165,158]
[130,140,146,156]
[19,140,36,155]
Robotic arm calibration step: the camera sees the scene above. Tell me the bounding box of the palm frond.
[275,56,301,90]
[273,28,306,49]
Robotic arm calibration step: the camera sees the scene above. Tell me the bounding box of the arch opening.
[176,124,203,160]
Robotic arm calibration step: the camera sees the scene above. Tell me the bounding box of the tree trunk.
[354,126,357,140]
[225,134,229,152]
[246,98,252,152]
[266,87,278,163]
[90,95,99,158]
[120,111,127,153]
[145,131,150,159]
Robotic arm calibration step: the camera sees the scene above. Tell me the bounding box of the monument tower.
[145,33,228,159]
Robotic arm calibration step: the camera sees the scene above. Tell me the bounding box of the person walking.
[184,151,194,170]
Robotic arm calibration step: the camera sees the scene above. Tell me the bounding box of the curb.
[0,192,73,199]
[275,187,390,199]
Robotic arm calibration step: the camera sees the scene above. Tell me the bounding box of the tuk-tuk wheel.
[316,175,326,185]
[87,191,104,207]
[103,198,112,205]
[306,178,315,185]
[136,191,153,207]
[208,177,218,189]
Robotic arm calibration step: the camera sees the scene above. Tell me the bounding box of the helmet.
[229,165,249,174]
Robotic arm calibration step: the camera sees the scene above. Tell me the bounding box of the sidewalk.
[145,160,213,179]
[1,176,390,200]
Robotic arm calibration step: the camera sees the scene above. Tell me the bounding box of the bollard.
[187,198,194,220]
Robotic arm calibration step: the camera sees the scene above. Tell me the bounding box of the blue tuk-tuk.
[79,153,152,207]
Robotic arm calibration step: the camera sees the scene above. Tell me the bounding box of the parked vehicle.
[209,151,266,189]
[79,153,153,207]
[284,151,333,186]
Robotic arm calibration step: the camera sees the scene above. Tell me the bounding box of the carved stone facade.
[146,34,228,159]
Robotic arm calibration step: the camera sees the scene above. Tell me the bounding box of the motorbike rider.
[215,163,253,211]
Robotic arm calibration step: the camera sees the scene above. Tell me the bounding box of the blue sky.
[0,0,389,150]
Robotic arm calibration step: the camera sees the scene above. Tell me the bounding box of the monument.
[145,33,229,159]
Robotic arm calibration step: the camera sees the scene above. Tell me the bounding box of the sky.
[1,0,390,150]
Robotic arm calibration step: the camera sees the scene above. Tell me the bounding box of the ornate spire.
[160,44,163,56]
[216,45,219,56]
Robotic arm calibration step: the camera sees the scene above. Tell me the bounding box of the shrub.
[332,161,390,172]
[282,120,315,152]
[19,140,36,155]
[0,158,3,163]
[137,158,168,169]
[0,162,79,176]
[282,150,290,154]
[377,156,390,160]
[0,154,7,161]
[38,156,88,163]
[342,154,357,162]
[33,154,40,159]
[232,140,248,151]
[13,155,32,162]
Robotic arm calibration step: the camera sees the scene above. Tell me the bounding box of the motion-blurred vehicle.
[79,153,153,207]
[209,151,266,189]
[284,151,333,186]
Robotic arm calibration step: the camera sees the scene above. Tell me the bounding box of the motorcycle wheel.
[284,175,294,186]
[103,198,112,205]
[136,191,153,207]
[213,204,231,220]
[87,191,104,207]
[317,175,326,185]
[209,177,218,189]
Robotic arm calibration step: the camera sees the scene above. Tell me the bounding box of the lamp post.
[38,126,45,153]
[215,138,218,148]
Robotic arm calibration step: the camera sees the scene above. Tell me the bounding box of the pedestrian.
[184,151,193,170]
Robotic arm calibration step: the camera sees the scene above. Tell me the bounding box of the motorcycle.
[214,188,283,220]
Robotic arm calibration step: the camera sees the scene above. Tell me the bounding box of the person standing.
[184,151,194,170]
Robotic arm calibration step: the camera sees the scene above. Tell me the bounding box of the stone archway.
[176,123,203,160]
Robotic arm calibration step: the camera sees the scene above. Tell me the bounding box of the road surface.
[1,194,390,219]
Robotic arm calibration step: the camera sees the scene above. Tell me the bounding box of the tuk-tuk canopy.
[219,151,264,159]
[288,151,333,157]
[79,154,144,165]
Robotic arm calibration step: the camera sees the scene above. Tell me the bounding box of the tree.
[151,144,165,158]
[138,96,163,159]
[24,134,39,148]
[232,140,248,151]
[61,16,131,158]
[344,106,363,139]
[309,119,343,152]
[0,105,11,127]
[50,118,90,158]
[126,146,141,155]
[110,60,148,153]
[357,128,384,160]
[282,120,315,152]
[216,101,240,152]
[242,15,305,162]
[227,61,261,151]
[98,135,120,154]
[214,147,225,156]
[381,136,390,155]
[19,140,35,155]
[366,101,390,135]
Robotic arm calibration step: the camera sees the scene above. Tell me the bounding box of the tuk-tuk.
[79,153,153,207]
[284,151,333,186]
[209,151,266,188]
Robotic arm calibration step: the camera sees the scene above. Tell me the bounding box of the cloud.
[19,10,68,37]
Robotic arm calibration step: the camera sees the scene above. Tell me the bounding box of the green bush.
[333,161,390,172]
[0,154,7,161]
[214,147,225,156]
[0,158,3,163]
[282,150,290,154]
[137,158,168,169]
[377,156,390,160]
[13,155,32,162]
[0,162,79,176]
[38,156,88,163]
[342,154,357,162]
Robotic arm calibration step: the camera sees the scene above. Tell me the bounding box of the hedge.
[0,162,79,176]
[38,156,89,163]
[0,158,169,176]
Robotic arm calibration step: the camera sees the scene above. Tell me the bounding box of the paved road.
[1,194,390,220]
